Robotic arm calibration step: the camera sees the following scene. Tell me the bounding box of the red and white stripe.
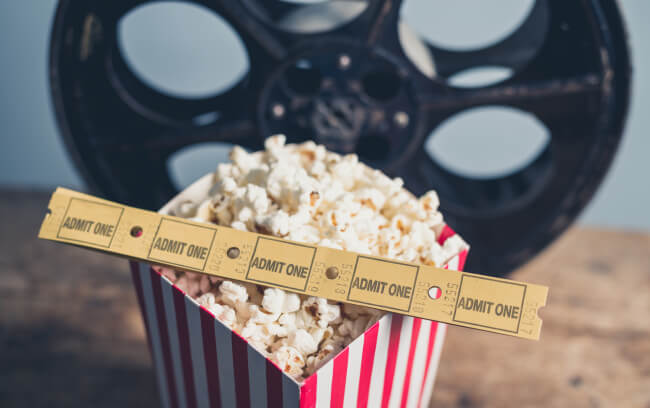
[131,227,467,408]
[298,315,449,408]
[132,261,302,408]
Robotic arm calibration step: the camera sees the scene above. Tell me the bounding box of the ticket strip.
[38,188,548,340]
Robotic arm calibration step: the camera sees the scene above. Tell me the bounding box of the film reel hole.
[117,2,249,99]
[130,226,143,238]
[400,0,535,51]
[428,286,442,300]
[286,60,322,95]
[448,66,514,88]
[426,106,550,180]
[362,69,401,101]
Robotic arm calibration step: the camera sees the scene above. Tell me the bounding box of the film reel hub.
[259,40,418,165]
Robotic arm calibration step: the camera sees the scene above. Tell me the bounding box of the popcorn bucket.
[130,174,468,408]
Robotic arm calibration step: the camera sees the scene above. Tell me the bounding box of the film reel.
[49,0,630,276]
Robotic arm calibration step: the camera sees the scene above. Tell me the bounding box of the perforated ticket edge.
[38,188,548,340]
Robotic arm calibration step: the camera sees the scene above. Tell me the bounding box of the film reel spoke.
[417,74,603,120]
[234,0,380,61]
[363,0,403,45]
[94,118,257,155]
[156,118,258,152]
[212,1,288,63]
[505,75,603,123]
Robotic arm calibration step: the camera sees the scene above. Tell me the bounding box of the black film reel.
[49,0,631,276]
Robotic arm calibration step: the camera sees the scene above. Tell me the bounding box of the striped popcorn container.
[130,175,468,408]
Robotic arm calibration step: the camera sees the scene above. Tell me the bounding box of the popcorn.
[218,177,238,194]
[196,291,218,308]
[242,282,264,305]
[255,210,290,236]
[209,194,232,225]
[241,321,274,347]
[302,297,341,328]
[197,293,238,330]
[218,281,248,307]
[246,305,280,325]
[338,316,370,339]
[271,346,305,378]
[305,335,345,374]
[175,200,197,218]
[262,288,301,314]
[230,146,258,173]
[161,135,468,381]
[309,326,334,345]
[287,329,318,355]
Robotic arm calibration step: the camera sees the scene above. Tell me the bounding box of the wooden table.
[1,190,648,407]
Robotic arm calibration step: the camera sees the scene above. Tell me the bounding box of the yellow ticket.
[38,188,548,340]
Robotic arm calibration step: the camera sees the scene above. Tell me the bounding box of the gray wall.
[0,1,647,230]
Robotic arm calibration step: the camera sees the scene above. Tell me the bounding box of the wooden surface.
[1,190,649,407]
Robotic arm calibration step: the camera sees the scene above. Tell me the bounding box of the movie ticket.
[38,188,548,340]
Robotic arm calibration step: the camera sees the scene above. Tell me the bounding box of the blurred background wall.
[0,0,647,230]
